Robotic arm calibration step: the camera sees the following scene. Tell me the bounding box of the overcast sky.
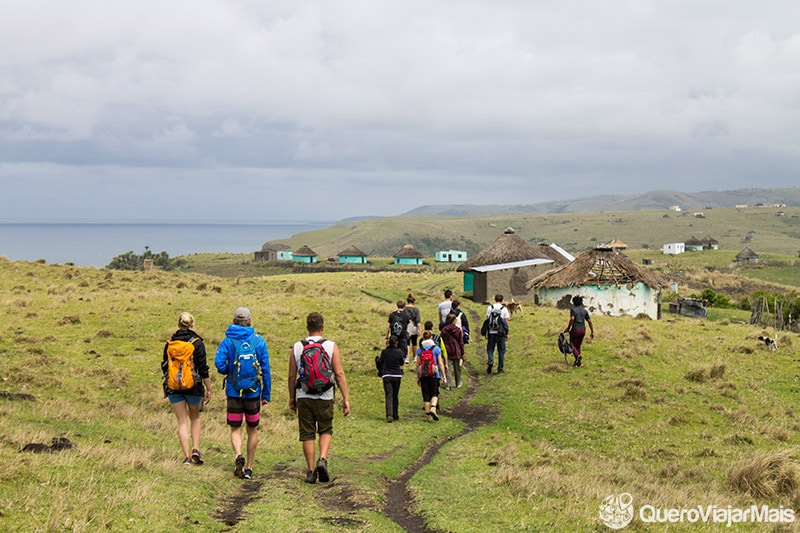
[1,1,799,223]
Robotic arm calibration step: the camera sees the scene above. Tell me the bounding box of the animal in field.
[506,300,523,317]
[758,335,778,352]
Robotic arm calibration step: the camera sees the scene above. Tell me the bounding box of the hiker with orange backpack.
[416,331,447,422]
[215,307,271,480]
[162,312,211,466]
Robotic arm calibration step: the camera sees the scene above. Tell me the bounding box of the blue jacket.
[215,324,271,401]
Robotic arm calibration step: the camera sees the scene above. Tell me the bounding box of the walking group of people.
[377,289,525,423]
[162,292,594,482]
[162,307,349,484]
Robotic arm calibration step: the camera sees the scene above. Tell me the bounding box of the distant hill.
[404,187,800,216]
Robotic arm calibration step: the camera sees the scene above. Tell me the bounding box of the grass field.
[1,257,799,531]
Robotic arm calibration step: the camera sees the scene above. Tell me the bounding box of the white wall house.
[662,242,685,255]
[435,250,467,262]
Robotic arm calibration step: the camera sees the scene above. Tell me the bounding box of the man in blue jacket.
[215,307,271,480]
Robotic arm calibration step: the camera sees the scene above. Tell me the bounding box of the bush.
[106,248,187,271]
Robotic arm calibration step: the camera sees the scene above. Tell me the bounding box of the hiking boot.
[316,458,330,483]
[243,468,253,480]
[575,356,582,367]
[430,405,439,421]
[386,416,393,423]
[183,456,192,466]
[425,412,432,422]
[304,469,318,484]
[191,448,203,465]
[487,364,493,374]
[234,454,245,478]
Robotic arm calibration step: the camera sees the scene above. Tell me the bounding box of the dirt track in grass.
[211,308,498,532]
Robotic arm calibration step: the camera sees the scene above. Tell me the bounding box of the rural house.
[735,247,759,264]
[701,236,719,250]
[292,245,318,263]
[393,244,424,265]
[435,250,468,262]
[337,246,368,264]
[662,242,685,255]
[684,236,704,252]
[456,227,572,304]
[254,243,290,262]
[525,244,669,320]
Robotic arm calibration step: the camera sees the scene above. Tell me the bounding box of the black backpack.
[488,306,506,333]
[558,332,573,355]
[389,310,407,338]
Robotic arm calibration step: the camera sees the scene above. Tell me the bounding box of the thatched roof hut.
[526,247,667,291]
[736,247,759,263]
[337,245,368,264]
[457,228,571,303]
[603,238,628,250]
[393,244,423,265]
[457,227,547,272]
[526,246,668,319]
[292,244,318,263]
[337,245,367,257]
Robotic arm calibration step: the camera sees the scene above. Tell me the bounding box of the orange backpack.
[165,338,200,391]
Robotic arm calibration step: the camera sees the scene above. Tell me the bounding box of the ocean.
[0,222,331,268]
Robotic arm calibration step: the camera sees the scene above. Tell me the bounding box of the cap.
[233,307,251,321]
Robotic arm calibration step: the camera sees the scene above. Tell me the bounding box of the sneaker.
[574,356,582,368]
[316,458,330,483]
[430,405,439,421]
[457,381,462,388]
[234,454,245,478]
[445,385,451,391]
[304,469,318,484]
[425,412,432,422]
[191,448,203,465]
[404,357,409,364]
[487,364,493,374]
[243,468,252,480]
[183,456,192,465]
[386,416,393,423]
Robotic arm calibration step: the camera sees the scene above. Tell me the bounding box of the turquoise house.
[393,244,423,265]
[292,244,318,263]
[338,246,368,264]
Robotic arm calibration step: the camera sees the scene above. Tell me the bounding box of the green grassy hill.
[263,206,800,259]
[1,258,799,531]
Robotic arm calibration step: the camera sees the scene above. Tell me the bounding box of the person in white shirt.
[485,294,510,374]
[437,289,453,330]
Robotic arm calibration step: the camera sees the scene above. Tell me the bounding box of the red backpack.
[297,339,334,395]
[417,346,436,378]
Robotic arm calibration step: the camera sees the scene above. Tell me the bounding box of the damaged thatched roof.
[736,247,758,259]
[337,246,367,257]
[525,247,668,290]
[293,244,318,256]
[457,228,559,272]
[394,244,423,258]
[261,242,290,252]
